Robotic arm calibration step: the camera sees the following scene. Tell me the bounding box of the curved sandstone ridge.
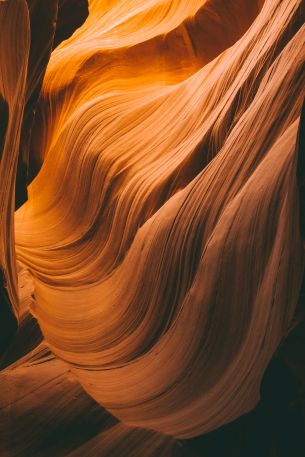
[0,0,305,453]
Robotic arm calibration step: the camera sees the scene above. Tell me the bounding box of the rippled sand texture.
[1,0,305,455]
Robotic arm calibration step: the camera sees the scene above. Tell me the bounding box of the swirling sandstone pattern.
[0,0,304,455]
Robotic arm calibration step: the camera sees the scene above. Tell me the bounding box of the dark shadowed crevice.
[16,0,89,210]
[0,269,17,358]
[53,0,89,49]
[0,95,8,159]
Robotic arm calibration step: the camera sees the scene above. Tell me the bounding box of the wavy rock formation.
[1,0,305,455]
